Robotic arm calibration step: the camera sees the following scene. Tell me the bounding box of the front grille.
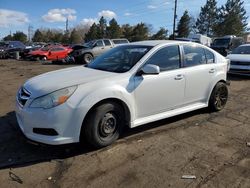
[17,87,31,107]
[231,61,250,66]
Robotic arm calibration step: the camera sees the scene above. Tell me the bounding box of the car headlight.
[30,86,77,109]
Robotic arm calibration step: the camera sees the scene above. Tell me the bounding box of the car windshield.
[232,46,250,54]
[213,38,230,46]
[84,40,96,48]
[86,45,152,73]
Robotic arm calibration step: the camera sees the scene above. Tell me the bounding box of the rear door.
[181,44,216,105]
[103,39,113,52]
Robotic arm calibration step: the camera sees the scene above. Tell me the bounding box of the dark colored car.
[211,36,244,57]
[0,41,26,59]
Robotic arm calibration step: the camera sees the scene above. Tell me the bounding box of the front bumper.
[15,100,80,145]
[229,65,250,76]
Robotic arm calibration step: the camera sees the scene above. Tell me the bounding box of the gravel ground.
[0,59,249,188]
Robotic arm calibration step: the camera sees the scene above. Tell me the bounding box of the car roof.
[130,40,196,47]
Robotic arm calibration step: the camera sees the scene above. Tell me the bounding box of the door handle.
[175,74,184,80]
[209,68,215,73]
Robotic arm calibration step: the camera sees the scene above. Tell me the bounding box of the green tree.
[69,29,82,44]
[196,0,218,36]
[121,24,133,42]
[151,28,168,40]
[85,23,99,42]
[107,18,121,38]
[214,0,248,36]
[177,10,191,38]
[131,23,149,42]
[97,16,107,38]
[3,34,13,41]
[32,29,44,42]
[12,31,27,43]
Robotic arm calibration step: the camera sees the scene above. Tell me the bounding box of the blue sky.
[0,0,250,39]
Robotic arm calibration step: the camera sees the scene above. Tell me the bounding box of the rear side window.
[104,40,111,46]
[183,45,206,67]
[145,45,180,72]
[204,49,215,63]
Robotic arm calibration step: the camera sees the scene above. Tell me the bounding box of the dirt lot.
[0,59,249,188]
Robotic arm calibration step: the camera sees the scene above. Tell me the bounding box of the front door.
[134,45,185,118]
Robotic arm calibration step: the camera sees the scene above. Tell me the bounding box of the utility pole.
[173,0,177,39]
[66,17,69,33]
[28,25,34,42]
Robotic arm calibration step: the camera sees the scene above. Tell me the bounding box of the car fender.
[71,84,135,141]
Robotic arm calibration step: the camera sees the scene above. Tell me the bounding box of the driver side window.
[96,40,104,47]
[145,45,180,72]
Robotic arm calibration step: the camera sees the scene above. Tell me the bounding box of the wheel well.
[80,98,131,139]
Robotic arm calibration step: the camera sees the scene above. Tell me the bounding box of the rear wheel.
[209,82,228,111]
[83,53,93,64]
[83,102,125,148]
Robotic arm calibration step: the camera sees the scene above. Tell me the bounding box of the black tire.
[209,82,228,112]
[83,102,125,148]
[83,53,93,64]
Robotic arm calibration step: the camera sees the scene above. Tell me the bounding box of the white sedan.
[16,40,229,148]
[227,44,250,76]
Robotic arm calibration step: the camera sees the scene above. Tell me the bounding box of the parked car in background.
[211,35,244,56]
[188,34,212,46]
[111,38,129,45]
[0,41,26,59]
[65,38,129,64]
[28,45,72,61]
[227,44,250,76]
[175,38,200,43]
[16,40,229,148]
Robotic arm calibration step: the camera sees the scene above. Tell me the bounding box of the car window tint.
[145,45,180,72]
[204,49,215,63]
[104,40,111,46]
[96,40,104,47]
[183,45,206,67]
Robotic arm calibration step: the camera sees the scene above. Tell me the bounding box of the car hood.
[24,66,118,98]
[227,54,250,62]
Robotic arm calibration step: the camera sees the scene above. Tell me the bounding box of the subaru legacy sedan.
[16,40,229,148]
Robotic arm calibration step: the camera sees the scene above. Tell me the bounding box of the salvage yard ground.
[0,59,249,188]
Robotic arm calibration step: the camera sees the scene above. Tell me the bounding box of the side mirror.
[139,64,160,75]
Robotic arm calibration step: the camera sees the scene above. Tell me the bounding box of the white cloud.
[0,9,29,28]
[163,1,170,5]
[98,10,116,19]
[147,5,157,9]
[124,12,132,16]
[42,8,76,23]
[80,18,98,27]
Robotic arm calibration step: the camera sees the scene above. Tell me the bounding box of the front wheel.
[83,53,93,64]
[83,102,125,148]
[209,82,228,112]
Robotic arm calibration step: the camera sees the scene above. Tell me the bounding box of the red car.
[29,45,73,61]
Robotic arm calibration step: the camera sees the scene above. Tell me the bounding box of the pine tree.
[214,0,248,36]
[70,28,82,44]
[177,10,191,38]
[84,23,99,42]
[121,24,133,42]
[131,23,149,42]
[97,16,107,38]
[196,0,218,36]
[107,18,121,38]
[32,29,44,42]
[151,28,168,40]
